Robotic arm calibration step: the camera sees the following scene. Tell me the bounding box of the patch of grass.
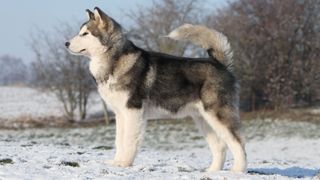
[60,161,79,167]
[191,136,202,140]
[58,142,70,146]
[92,146,113,150]
[43,165,51,169]
[0,115,115,130]
[21,144,33,147]
[200,177,213,180]
[0,158,13,165]
[248,170,270,175]
[177,166,193,172]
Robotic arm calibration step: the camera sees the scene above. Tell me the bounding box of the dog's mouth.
[79,49,86,53]
[66,48,87,56]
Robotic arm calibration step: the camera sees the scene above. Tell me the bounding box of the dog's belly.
[142,102,199,120]
[97,79,200,119]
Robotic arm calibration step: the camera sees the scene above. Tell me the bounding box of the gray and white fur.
[66,7,247,172]
[168,23,234,71]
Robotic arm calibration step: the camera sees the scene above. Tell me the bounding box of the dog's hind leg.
[197,104,247,172]
[192,115,227,171]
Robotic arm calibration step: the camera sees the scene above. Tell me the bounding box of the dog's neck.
[89,53,112,83]
[89,40,141,84]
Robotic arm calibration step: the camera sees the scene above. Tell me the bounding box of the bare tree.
[210,0,320,110]
[128,0,207,56]
[29,23,95,121]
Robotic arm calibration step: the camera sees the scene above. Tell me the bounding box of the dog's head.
[66,7,124,57]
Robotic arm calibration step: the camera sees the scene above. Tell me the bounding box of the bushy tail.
[168,24,233,70]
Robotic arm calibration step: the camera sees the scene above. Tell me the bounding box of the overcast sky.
[0,0,225,63]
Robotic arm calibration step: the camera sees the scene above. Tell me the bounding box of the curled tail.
[168,24,233,70]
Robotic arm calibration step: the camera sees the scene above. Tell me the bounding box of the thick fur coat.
[66,7,247,172]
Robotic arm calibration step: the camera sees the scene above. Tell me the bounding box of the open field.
[1,86,320,179]
[1,86,319,128]
[0,86,105,120]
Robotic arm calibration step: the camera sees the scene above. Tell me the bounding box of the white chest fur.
[89,56,110,79]
[89,56,128,112]
[89,53,138,113]
[97,76,130,113]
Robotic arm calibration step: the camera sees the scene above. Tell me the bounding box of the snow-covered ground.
[0,119,319,180]
[0,86,61,118]
[0,86,320,179]
[0,86,104,119]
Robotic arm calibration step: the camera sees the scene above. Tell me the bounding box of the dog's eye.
[81,32,89,36]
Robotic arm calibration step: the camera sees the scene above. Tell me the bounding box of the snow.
[0,119,319,180]
[0,87,62,118]
[0,139,319,180]
[0,86,104,119]
[0,86,320,179]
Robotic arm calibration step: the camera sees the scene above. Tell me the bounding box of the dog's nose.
[65,42,70,47]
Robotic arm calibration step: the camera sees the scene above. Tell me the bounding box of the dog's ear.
[86,9,95,20]
[94,7,119,30]
[94,7,110,24]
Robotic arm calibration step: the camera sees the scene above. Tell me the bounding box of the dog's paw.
[206,166,222,172]
[105,159,117,166]
[230,166,247,173]
[105,159,132,167]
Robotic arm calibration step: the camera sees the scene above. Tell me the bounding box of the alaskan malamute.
[66,7,247,172]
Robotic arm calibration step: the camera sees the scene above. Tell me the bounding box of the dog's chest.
[97,76,130,112]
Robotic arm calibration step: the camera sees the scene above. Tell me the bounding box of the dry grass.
[241,108,320,123]
[1,108,319,129]
[0,115,113,130]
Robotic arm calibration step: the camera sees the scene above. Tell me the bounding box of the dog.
[66,7,247,172]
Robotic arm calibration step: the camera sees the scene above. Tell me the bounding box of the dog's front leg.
[117,108,145,167]
[105,112,125,166]
[114,113,125,161]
